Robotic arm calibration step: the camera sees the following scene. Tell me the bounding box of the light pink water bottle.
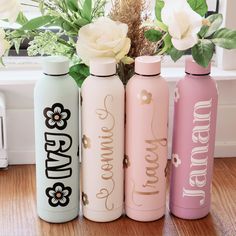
[169,57,218,219]
[125,56,169,221]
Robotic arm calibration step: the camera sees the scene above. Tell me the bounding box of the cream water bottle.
[125,56,169,221]
[81,58,124,222]
[34,56,79,223]
[170,57,218,219]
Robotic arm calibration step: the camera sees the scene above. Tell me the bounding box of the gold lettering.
[96,95,115,211]
[132,138,167,206]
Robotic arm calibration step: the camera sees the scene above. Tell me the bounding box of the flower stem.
[21,3,38,8]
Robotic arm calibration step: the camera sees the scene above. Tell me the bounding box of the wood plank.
[0,159,235,236]
[169,158,236,236]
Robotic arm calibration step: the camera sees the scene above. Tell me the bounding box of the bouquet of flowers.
[0,0,236,85]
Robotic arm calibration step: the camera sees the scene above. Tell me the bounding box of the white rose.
[161,0,203,51]
[76,17,131,66]
[0,28,10,57]
[0,0,21,23]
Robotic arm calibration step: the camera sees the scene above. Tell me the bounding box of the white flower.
[172,154,181,168]
[161,0,203,51]
[174,87,180,102]
[0,0,21,23]
[0,28,10,57]
[76,17,131,66]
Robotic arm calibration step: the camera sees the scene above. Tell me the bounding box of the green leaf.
[155,0,164,21]
[156,20,168,32]
[10,29,25,38]
[82,0,92,21]
[187,0,208,16]
[168,47,185,62]
[21,16,55,30]
[62,21,75,32]
[199,14,223,38]
[66,0,78,11]
[69,63,89,87]
[192,39,214,67]
[158,33,172,55]
[16,12,28,25]
[145,29,162,42]
[0,57,4,66]
[76,18,90,27]
[212,28,236,49]
[13,38,22,54]
[39,1,45,14]
[121,56,134,65]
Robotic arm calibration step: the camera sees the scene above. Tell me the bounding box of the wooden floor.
[0,159,236,236]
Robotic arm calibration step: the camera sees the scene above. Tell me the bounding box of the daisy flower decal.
[82,192,89,206]
[46,183,72,207]
[138,90,152,105]
[164,163,168,177]
[123,154,131,168]
[172,154,181,168]
[82,135,91,149]
[43,103,71,130]
[174,87,180,103]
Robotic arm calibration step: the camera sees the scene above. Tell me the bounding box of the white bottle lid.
[43,56,69,76]
[135,56,161,76]
[90,57,116,77]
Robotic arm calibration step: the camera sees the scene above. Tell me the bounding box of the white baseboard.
[214,141,236,158]
[9,150,35,165]
[9,141,236,165]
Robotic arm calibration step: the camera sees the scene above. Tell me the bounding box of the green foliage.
[192,39,214,67]
[0,57,4,66]
[158,34,172,55]
[21,16,55,30]
[5,0,106,60]
[91,0,106,18]
[199,14,223,38]
[144,29,162,42]
[187,0,208,17]
[156,20,168,32]
[12,38,23,54]
[27,31,75,57]
[81,0,92,21]
[66,0,79,11]
[212,28,236,49]
[69,63,89,87]
[76,18,90,27]
[167,47,186,62]
[155,0,164,21]
[16,12,28,25]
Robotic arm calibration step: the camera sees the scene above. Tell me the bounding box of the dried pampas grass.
[110,0,155,58]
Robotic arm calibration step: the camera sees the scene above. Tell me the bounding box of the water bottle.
[125,56,169,221]
[34,56,79,223]
[170,57,218,219]
[81,57,124,222]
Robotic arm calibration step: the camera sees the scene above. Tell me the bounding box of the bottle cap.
[185,57,211,75]
[135,56,161,76]
[43,56,69,76]
[90,58,116,77]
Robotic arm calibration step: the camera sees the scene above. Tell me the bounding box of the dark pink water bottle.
[169,57,218,219]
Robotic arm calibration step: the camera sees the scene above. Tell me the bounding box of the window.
[0,0,227,57]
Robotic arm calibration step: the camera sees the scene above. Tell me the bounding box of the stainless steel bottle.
[34,56,79,223]
[81,57,124,222]
[125,56,169,221]
[170,57,218,219]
